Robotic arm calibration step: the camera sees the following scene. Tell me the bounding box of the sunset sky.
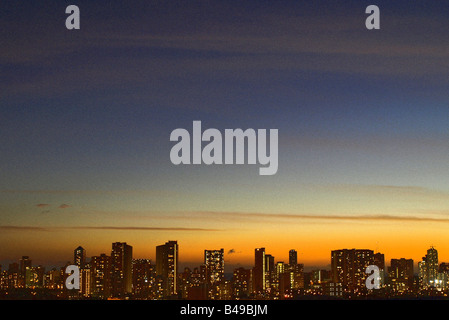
[2,0,449,271]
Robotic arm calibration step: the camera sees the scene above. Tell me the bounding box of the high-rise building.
[275,261,287,295]
[436,272,447,290]
[111,242,133,298]
[426,247,438,287]
[19,256,31,288]
[439,262,449,289]
[204,249,225,299]
[156,240,178,297]
[19,256,32,275]
[184,266,208,300]
[418,258,427,289]
[389,258,414,280]
[388,258,414,293]
[43,267,61,290]
[419,247,439,289]
[311,269,331,284]
[132,259,154,299]
[80,265,91,297]
[90,254,112,299]
[276,261,285,281]
[233,267,252,299]
[8,263,20,289]
[74,246,86,269]
[25,266,44,288]
[265,254,275,290]
[217,280,233,300]
[289,250,298,267]
[373,252,385,286]
[292,263,304,290]
[253,248,265,294]
[331,249,377,292]
[204,249,225,286]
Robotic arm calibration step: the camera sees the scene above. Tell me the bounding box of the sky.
[1,0,449,271]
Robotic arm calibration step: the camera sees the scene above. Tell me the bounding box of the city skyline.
[2,0,449,281]
[0,240,442,274]
[1,240,447,300]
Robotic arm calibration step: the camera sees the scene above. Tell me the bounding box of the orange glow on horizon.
[1,218,449,271]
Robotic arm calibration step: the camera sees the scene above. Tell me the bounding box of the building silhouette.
[388,258,414,293]
[427,247,439,286]
[233,267,252,299]
[90,253,111,299]
[331,249,379,293]
[264,254,275,292]
[204,249,224,299]
[419,247,439,289]
[80,265,91,298]
[111,242,133,298]
[132,259,154,299]
[253,248,265,294]
[74,246,86,269]
[289,250,297,266]
[19,256,31,288]
[4,241,449,300]
[156,240,178,298]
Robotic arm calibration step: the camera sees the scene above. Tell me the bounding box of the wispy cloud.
[58,204,71,209]
[3,4,449,101]
[0,225,222,232]
[227,249,242,255]
[1,189,172,196]
[314,184,449,202]
[153,210,449,224]
[70,226,221,232]
[36,204,50,208]
[0,226,50,231]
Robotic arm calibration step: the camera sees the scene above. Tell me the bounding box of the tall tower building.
[132,259,154,299]
[19,256,32,275]
[292,263,304,290]
[8,263,20,289]
[90,253,112,299]
[388,258,414,292]
[74,246,86,269]
[276,261,285,281]
[111,242,133,298]
[204,249,225,286]
[253,248,265,293]
[289,250,298,267]
[265,254,275,290]
[331,249,375,292]
[204,249,225,299]
[265,255,275,274]
[19,256,32,288]
[156,241,178,297]
[418,258,428,289]
[233,267,252,299]
[373,252,385,286]
[426,247,438,287]
[80,266,91,298]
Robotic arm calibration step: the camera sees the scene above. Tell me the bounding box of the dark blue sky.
[2,0,449,188]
